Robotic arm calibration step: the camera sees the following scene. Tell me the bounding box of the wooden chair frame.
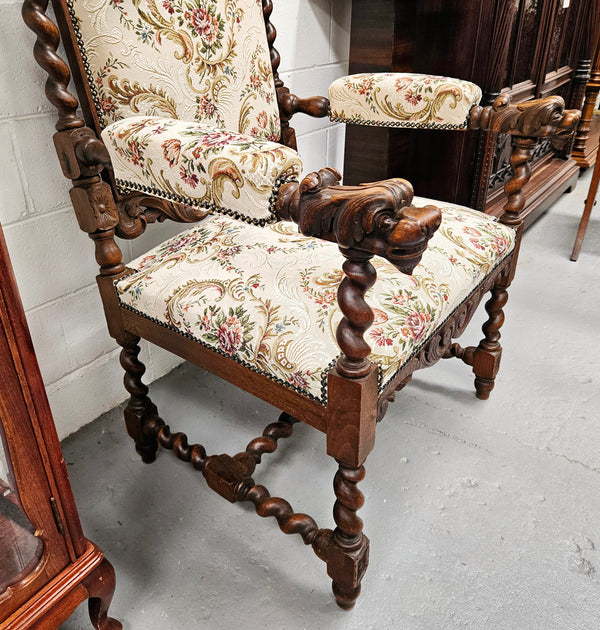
[22,0,580,609]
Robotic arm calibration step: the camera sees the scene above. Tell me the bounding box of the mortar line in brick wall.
[1,203,79,228]
[278,59,350,76]
[296,123,345,141]
[24,281,99,315]
[5,120,36,214]
[0,109,56,123]
[45,346,122,392]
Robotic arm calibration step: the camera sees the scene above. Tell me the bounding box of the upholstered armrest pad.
[329,73,482,130]
[102,117,303,225]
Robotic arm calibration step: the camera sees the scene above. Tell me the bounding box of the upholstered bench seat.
[329,73,482,129]
[115,199,516,403]
[102,116,303,225]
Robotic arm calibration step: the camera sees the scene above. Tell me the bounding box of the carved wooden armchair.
[23,0,579,612]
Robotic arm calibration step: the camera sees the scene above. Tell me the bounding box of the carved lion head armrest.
[275,167,442,276]
[469,93,581,148]
[276,168,443,380]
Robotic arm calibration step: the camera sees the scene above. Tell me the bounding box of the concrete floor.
[60,167,599,630]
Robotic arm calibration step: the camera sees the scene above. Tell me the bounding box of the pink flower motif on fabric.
[180,165,198,188]
[287,371,309,390]
[404,89,422,106]
[372,308,388,324]
[162,138,181,167]
[358,78,373,96]
[371,327,393,347]
[395,76,413,91]
[198,95,217,118]
[491,237,508,255]
[190,8,219,45]
[257,111,268,128]
[405,311,431,341]
[99,97,115,113]
[217,315,244,355]
[198,131,241,150]
[129,140,143,166]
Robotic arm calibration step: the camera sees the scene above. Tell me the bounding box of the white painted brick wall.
[0,0,351,439]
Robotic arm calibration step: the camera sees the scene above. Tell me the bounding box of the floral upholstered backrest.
[65,0,281,140]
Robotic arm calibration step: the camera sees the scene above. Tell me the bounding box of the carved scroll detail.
[470,94,581,150]
[115,194,210,239]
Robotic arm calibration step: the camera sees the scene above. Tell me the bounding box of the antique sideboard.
[343,0,599,226]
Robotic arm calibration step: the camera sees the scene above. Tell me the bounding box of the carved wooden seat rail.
[22,0,580,613]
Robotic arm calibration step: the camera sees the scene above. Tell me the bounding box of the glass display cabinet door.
[0,441,43,596]
[0,226,72,621]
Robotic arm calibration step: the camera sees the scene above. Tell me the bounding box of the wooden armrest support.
[54,127,112,180]
[278,90,330,119]
[276,87,330,150]
[469,94,581,149]
[275,168,441,276]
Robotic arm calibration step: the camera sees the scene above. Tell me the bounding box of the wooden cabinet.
[0,222,120,629]
[572,36,600,168]
[344,0,599,227]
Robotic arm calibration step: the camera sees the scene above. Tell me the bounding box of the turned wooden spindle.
[155,423,208,470]
[234,412,299,474]
[336,250,377,379]
[118,336,160,463]
[242,483,324,546]
[22,0,84,131]
[473,285,509,400]
[500,136,537,226]
[328,463,369,609]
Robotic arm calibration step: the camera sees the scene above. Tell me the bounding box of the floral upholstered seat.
[329,73,482,129]
[103,116,302,224]
[115,200,516,403]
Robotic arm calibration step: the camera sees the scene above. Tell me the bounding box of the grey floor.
[60,168,599,630]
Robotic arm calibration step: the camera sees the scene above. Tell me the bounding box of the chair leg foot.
[118,335,159,463]
[332,582,361,609]
[84,557,122,630]
[474,376,495,400]
[472,283,508,399]
[327,463,369,610]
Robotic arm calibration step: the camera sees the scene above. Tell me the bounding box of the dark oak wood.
[22,0,581,611]
[0,222,120,629]
[344,0,592,226]
[572,37,600,168]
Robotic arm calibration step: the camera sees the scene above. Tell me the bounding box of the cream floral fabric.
[329,73,482,129]
[115,198,516,403]
[102,116,302,223]
[66,0,281,139]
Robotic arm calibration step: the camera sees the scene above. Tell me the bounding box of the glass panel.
[559,1,579,68]
[513,0,543,86]
[0,435,43,595]
[547,2,570,71]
